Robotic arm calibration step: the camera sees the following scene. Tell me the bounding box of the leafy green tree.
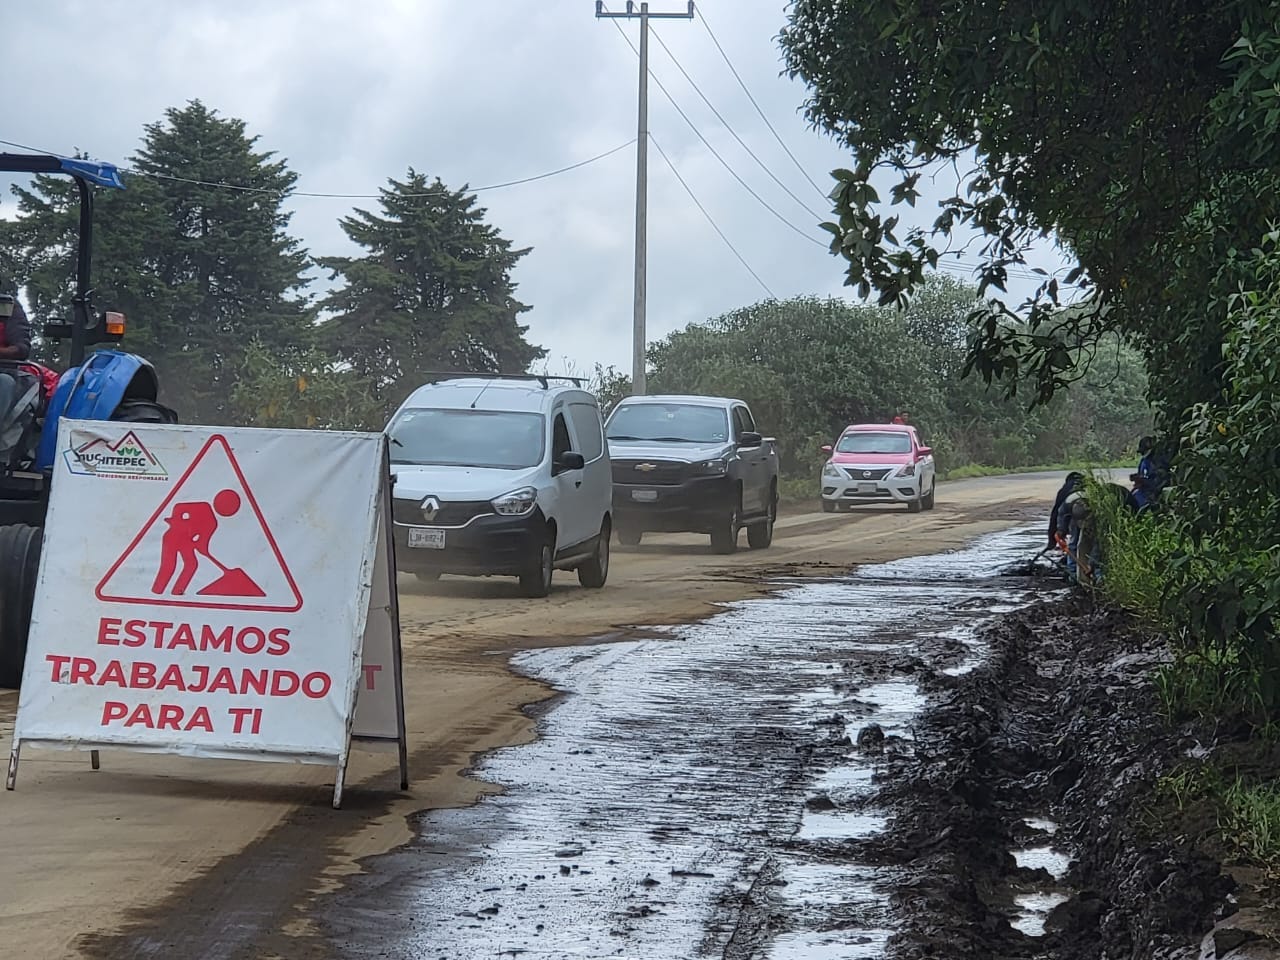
[230,339,382,431]
[779,2,1275,420]
[0,101,313,420]
[317,172,545,411]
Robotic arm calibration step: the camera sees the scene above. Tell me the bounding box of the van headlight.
[492,487,538,516]
[698,457,729,475]
[822,462,842,478]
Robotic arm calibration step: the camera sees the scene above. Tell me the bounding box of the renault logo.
[421,496,441,522]
[635,463,657,472]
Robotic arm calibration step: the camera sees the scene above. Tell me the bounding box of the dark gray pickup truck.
[604,394,780,554]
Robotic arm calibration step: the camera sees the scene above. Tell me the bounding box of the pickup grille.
[612,459,687,486]
[392,497,493,527]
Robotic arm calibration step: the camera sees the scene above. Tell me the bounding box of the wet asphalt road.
[319,525,1059,959]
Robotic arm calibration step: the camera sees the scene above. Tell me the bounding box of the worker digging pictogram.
[96,434,303,612]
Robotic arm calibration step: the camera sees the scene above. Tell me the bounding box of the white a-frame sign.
[8,421,408,808]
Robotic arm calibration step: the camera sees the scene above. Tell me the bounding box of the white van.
[385,375,612,597]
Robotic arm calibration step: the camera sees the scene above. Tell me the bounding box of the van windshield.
[388,409,546,469]
[836,432,912,454]
[607,403,730,444]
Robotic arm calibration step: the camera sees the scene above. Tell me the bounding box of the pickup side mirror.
[554,451,585,475]
[738,431,763,448]
[820,444,833,455]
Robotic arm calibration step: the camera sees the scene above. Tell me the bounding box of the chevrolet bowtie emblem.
[635,463,657,472]
[421,496,441,522]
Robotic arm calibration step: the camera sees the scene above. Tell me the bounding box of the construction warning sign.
[8,420,408,807]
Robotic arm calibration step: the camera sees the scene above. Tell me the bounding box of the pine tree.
[0,101,313,421]
[317,171,545,409]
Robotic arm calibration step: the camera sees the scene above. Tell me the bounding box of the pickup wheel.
[0,524,42,689]
[710,502,740,555]
[747,485,776,550]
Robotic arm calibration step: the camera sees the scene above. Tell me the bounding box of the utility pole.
[596,0,695,396]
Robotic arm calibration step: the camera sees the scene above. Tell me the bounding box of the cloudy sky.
[3,0,1071,376]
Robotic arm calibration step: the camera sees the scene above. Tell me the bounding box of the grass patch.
[1222,778,1280,868]
[940,458,1132,481]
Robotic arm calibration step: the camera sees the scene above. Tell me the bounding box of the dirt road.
[0,472,1065,959]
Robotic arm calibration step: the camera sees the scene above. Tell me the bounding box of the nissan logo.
[421,496,441,522]
[862,470,872,479]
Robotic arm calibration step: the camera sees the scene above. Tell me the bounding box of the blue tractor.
[0,153,176,687]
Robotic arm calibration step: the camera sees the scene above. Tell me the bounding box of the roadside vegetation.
[779,1,1280,881]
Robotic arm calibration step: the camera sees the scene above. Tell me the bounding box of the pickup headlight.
[822,462,842,478]
[491,487,538,516]
[697,457,729,475]
[896,462,916,478]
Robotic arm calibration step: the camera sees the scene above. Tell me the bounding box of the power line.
[2,136,636,200]
[603,12,826,249]
[648,25,824,221]
[649,133,776,299]
[697,10,829,202]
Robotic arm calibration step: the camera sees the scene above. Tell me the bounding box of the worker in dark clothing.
[0,295,32,361]
[1048,471,1084,549]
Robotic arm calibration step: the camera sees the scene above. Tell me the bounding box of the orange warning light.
[105,312,126,336]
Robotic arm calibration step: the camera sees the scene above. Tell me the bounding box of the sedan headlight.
[492,487,538,516]
[822,462,842,478]
[896,462,916,478]
[698,457,729,475]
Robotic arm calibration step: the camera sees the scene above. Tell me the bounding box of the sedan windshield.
[607,403,730,444]
[388,409,546,469]
[836,432,912,455]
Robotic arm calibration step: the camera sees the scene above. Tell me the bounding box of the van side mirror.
[554,451,585,474]
[738,431,763,448]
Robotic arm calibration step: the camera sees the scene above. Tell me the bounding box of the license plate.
[631,489,658,502]
[408,527,446,549]
[857,483,877,494]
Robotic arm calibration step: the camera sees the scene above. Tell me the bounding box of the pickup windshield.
[836,432,912,455]
[607,403,730,444]
[388,409,546,469]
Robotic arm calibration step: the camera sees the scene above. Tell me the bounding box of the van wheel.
[578,521,610,589]
[710,502,740,555]
[617,526,642,547]
[0,524,43,689]
[520,535,554,598]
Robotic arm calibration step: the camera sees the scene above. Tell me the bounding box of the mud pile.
[850,594,1252,959]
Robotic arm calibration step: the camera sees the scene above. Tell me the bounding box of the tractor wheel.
[0,524,43,689]
[111,399,178,424]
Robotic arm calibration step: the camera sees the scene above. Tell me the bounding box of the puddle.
[1014,845,1071,878]
[322,525,1051,959]
[1012,891,1069,937]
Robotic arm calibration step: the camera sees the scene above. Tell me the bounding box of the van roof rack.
[419,371,586,389]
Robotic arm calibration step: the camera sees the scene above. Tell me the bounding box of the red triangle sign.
[96,434,303,613]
